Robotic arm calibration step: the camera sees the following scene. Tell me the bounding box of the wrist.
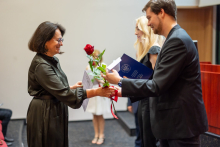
[70,85,75,89]
[86,88,97,98]
[118,77,122,83]
[118,78,123,87]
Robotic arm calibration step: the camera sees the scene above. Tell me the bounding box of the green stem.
[97,62,100,67]
[91,53,108,86]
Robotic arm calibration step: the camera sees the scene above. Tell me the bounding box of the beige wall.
[0,0,215,120]
[177,7,214,62]
[0,0,147,120]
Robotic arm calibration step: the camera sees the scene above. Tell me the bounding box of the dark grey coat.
[27,53,87,147]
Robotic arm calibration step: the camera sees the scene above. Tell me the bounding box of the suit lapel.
[154,24,181,70]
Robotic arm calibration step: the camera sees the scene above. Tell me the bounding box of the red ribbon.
[100,85,118,119]
[110,86,118,119]
[111,104,118,119]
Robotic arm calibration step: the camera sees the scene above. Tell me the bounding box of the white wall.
[175,0,220,7]
[0,0,147,120]
[176,0,199,7]
[199,0,220,7]
[0,0,209,121]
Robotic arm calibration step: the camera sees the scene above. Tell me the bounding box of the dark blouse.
[28,53,87,109]
[140,46,160,70]
[137,46,160,147]
[139,46,160,111]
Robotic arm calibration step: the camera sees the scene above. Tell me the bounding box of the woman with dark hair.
[27,21,115,147]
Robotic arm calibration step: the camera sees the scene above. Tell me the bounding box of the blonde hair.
[134,16,164,62]
[86,49,103,70]
[93,49,103,63]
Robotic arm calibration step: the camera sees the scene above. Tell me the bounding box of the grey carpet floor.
[7,119,220,147]
[5,120,24,147]
[22,119,136,147]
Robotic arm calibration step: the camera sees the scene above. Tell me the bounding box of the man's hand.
[127,106,133,113]
[101,69,122,84]
[111,86,122,97]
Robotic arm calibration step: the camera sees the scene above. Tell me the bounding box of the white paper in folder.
[107,57,121,72]
[81,70,98,111]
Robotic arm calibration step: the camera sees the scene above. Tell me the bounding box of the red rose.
[84,44,94,55]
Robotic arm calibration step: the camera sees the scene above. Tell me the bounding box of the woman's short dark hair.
[142,0,177,20]
[28,21,65,54]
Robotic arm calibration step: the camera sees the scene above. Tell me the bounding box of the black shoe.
[4,137,14,142]
[6,142,13,146]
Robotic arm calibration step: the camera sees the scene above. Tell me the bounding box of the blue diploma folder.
[118,54,153,79]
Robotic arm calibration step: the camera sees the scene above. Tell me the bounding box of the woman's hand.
[86,86,116,98]
[96,87,116,97]
[127,106,133,113]
[70,81,83,89]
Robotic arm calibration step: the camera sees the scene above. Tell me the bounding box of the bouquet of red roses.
[84,44,118,119]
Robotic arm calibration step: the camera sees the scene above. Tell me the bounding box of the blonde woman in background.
[133,16,164,147]
[86,50,110,145]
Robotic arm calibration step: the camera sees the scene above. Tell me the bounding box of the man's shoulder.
[162,27,198,61]
[164,27,194,51]
[169,27,192,44]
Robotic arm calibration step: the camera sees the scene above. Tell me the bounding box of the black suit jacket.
[122,25,208,139]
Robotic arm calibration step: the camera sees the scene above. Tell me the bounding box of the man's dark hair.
[142,0,177,20]
[28,21,65,54]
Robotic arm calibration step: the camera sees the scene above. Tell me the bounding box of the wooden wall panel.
[201,71,220,135]
[200,64,220,72]
[177,7,213,62]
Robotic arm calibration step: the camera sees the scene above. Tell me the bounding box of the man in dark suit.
[102,0,208,146]
[127,99,141,147]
